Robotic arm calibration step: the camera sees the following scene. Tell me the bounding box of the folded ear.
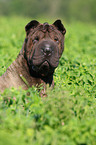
[53,19,66,35]
[25,20,40,35]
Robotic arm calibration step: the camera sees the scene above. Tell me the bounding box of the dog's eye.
[54,37,59,43]
[33,36,39,44]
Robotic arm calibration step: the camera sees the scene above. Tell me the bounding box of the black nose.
[43,44,52,56]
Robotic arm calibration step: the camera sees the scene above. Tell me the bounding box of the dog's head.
[23,20,66,77]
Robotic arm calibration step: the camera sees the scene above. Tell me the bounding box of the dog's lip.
[39,60,50,76]
[40,60,49,66]
[30,60,55,77]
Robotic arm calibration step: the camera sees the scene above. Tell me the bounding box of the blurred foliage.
[0,17,96,144]
[0,0,96,23]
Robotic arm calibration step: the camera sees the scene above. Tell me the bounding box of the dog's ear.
[25,20,39,35]
[53,20,66,35]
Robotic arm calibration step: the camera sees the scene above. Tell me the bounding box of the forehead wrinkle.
[28,24,63,39]
[49,29,62,39]
[29,24,52,34]
[39,24,55,33]
[35,30,44,38]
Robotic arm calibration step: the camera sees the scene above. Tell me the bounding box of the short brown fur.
[0,20,66,96]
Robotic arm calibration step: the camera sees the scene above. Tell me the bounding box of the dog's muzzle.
[40,40,55,57]
[29,39,59,76]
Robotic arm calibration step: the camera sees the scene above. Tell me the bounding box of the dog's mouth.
[29,60,55,77]
[39,61,50,76]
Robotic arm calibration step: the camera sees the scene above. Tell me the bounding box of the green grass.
[0,16,96,145]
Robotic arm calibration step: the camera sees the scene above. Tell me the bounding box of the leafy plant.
[0,17,96,145]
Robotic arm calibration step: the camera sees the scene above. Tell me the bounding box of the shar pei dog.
[0,19,66,96]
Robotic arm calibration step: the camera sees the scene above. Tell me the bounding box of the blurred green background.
[0,0,96,23]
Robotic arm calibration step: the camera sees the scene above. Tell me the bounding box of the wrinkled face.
[24,20,66,76]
